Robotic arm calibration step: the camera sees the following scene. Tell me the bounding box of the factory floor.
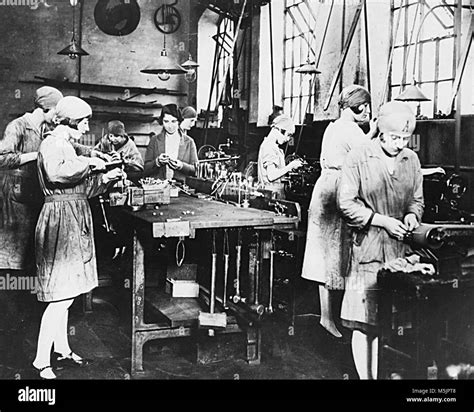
[0,281,356,381]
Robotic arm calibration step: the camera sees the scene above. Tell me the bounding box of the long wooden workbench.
[123,193,300,377]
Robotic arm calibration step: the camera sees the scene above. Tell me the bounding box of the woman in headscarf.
[0,86,63,271]
[338,101,423,378]
[32,96,126,379]
[301,85,377,337]
[257,113,304,199]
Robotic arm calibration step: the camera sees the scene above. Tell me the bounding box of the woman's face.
[181,117,197,131]
[109,134,127,147]
[163,113,179,134]
[380,132,410,156]
[353,103,371,122]
[275,127,294,145]
[76,118,90,135]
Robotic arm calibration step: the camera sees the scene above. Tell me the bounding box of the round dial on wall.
[94,0,141,36]
[154,4,181,34]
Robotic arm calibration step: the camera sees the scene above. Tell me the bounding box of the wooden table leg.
[131,229,146,377]
[246,325,261,365]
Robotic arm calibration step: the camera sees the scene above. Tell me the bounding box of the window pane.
[392,47,405,86]
[394,8,405,46]
[420,41,435,82]
[284,70,293,97]
[436,80,453,115]
[419,83,434,118]
[439,38,454,80]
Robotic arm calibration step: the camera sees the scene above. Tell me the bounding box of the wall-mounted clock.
[154,2,181,34]
[94,0,141,36]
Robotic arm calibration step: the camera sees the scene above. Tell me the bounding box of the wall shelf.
[20,76,187,97]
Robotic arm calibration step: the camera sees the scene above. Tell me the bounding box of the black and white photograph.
[0,0,473,407]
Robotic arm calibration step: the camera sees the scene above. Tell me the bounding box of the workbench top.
[123,193,299,238]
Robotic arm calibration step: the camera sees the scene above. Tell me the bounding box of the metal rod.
[454,0,462,174]
[363,0,371,99]
[210,251,217,315]
[268,250,275,314]
[382,0,402,104]
[254,233,260,305]
[323,0,365,111]
[268,1,275,108]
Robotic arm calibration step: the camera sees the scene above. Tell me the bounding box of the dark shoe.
[52,352,92,369]
[32,364,56,380]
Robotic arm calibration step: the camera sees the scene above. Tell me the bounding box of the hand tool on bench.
[198,230,227,336]
[223,229,229,309]
[267,249,275,314]
[231,229,245,304]
[249,231,265,315]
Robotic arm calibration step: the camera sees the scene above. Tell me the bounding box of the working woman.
[33,96,125,379]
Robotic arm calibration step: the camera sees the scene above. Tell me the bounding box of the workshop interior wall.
[0,0,200,156]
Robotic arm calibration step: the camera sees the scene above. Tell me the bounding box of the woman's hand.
[91,150,110,161]
[368,117,378,139]
[403,213,419,231]
[103,168,127,184]
[156,153,169,167]
[168,158,183,170]
[89,157,106,171]
[109,151,121,162]
[288,159,304,171]
[382,216,408,240]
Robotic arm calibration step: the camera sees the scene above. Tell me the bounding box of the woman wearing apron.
[301,85,377,337]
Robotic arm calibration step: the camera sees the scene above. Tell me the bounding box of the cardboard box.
[143,186,170,204]
[165,278,199,298]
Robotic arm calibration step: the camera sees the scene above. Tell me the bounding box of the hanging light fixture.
[141,34,186,81]
[295,59,321,75]
[181,53,199,83]
[58,0,89,59]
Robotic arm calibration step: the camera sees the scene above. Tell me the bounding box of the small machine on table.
[378,174,474,379]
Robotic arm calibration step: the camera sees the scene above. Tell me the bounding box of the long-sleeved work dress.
[338,140,424,332]
[301,119,368,289]
[35,126,112,302]
[0,114,44,270]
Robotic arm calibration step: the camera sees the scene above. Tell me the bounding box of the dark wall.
[0,0,203,151]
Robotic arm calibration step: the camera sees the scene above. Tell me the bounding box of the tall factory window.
[282,0,319,125]
[390,0,457,118]
[197,11,234,124]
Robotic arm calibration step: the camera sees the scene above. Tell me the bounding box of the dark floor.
[0,281,357,381]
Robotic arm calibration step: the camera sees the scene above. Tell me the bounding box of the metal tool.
[267,249,275,314]
[223,229,229,309]
[198,231,227,336]
[254,232,260,306]
[98,195,111,233]
[231,230,245,304]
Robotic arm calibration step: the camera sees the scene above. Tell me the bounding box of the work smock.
[338,140,424,331]
[0,114,44,270]
[301,119,368,289]
[35,126,114,302]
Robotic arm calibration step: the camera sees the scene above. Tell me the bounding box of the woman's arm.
[0,121,33,168]
[41,139,90,184]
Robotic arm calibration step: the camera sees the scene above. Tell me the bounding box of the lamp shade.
[295,61,321,74]
[141,48,187,75]
[57,38,89,59]
[395,84,430,102]
[181,56,199,70]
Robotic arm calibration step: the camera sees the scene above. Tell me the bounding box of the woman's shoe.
[52,352,91,369]
[33,364,56,380]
